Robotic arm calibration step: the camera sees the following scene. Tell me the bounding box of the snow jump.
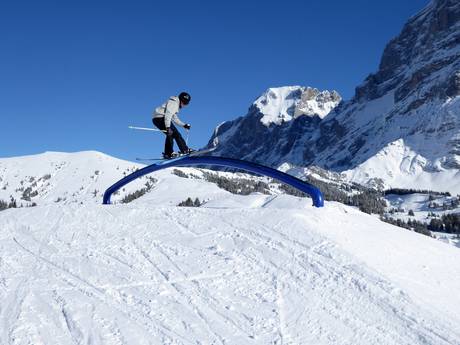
[102,155,324,207]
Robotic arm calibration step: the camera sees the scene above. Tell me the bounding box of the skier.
[152,92,193,159]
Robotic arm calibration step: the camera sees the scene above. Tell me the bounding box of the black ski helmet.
[179,92,191,105]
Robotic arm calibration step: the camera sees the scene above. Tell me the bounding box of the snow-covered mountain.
[207,86,341,166]
[342,138,460,194]
[0,151,319,208]
[3,150,457,240]
[0,151,149,206]
[207,0,460,193]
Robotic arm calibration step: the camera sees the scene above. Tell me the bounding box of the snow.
[254,86,303,126]
[253,86,340,126]
[385,193,456,213]
[383,192,460,229]
[433,232,460,248]
[0,151,147,206]
[2,200,460,344]
[343,138,460,195]
[1,152,460,344]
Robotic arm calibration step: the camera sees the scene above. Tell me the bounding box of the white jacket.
[153,96,186,128]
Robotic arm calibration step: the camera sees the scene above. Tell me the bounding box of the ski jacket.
[153,96,186,128]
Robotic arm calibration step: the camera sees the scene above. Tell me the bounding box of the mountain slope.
[206,0,460,193]
[0,151,149,206]
[1,199,460,344]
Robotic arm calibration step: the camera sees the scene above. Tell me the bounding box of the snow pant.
[152,117,188,156]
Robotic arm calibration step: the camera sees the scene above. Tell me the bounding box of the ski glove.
[165,127,173,136]
[184,124,191,130]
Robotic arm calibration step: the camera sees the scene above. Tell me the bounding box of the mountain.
[207,0,460,193]
[207,86,341,166]
[3,150,458,242]
[253,86,341,125]
[0,151,148,206]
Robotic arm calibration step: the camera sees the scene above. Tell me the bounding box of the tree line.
[428,214,460,234]
[384,188,451,197]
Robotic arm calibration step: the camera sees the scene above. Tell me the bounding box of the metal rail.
[103,156,324,208]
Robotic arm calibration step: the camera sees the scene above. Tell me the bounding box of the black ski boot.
[162,152,178,159]
[180,148,195,155]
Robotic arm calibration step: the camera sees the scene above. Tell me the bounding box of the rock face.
[356,0,460,105]
[207,0,460,191]
[207,86,341,166]
[251,86,341,125]
[314,0,460,172]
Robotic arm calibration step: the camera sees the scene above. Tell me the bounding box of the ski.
[135,147,215,162]
[135,157,165,162]
[135,152,188,162]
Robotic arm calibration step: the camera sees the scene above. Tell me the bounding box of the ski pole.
[185,129,190,146]
[128,126,166,133]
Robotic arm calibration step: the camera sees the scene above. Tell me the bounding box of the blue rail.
[103,156,324,207]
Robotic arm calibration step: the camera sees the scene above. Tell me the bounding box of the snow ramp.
[1,203,460,344]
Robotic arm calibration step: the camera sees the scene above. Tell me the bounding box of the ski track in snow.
[0,204,460,345]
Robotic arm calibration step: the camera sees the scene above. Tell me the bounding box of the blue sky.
[1,0,429,160]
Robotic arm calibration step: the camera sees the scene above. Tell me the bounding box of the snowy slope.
[383,192,460,247]
[0,151,293,208]
[342,137,460,194]
[385,193,457,217]
[0,151,151,205]
[1,170,460,344]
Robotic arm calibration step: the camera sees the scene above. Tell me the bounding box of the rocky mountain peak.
[253,86,341,126]
[295,87,342,118]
